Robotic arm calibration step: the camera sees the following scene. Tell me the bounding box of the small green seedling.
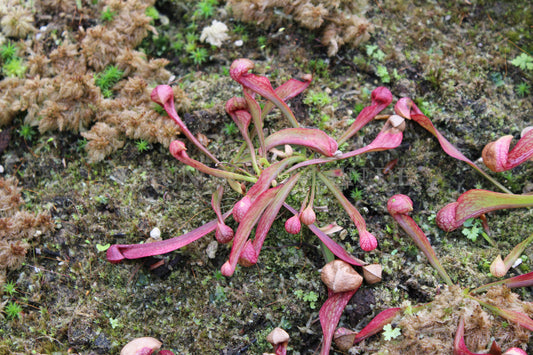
[135,139,150,153]
[510,53,533,71]
[96,243,111,252]
[94,65,124,98]
[222,122,239,135]
[145,6,159,21]
[101,8,117,22]
[294,290,319,309]
[0,41,17,62]
[382,323,401,341]
[189,47,208,65]
[18,124,36,141]
[5,301,23,320]
[3,281,17,296]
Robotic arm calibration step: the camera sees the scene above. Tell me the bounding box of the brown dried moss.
[0,0,191,162]
[228,0,373,56]
[0,178,53,286]
[376,285,532,354]
[0,2,35,39]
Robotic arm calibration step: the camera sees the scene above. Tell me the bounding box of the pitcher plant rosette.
[106,58,409,274]
[105,58,533,353]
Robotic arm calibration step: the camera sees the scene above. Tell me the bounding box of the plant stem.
[471,165,512,194]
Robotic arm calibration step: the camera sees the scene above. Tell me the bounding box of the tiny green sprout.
[168,165,177,174]
[304,291,319,309]
[222,122,238,135]
[366,44,386,61]
[373,49,386,61]
[461,218,494,246]
[490,72,505,87]
[96,243,111,252]
[145,6,159,21]
[0,41,17,62]
[304,90,332,107]
[350,188,363,201]
[184,41,197,54]
[404,305,415,315]
[213,270,224,281]
[185,32,199,44]
[354,102,365,114]
[186,21,198,33]
[392,68,402,80]
[3,57,27,78]
[350,170,361,184]
[308,59,329,78]
[152,102,167,115]
[94,65,124,97]
[516,82,530,97]
[3,281,17,296]
[109,317,120,329]
[233,24,246,34]
[5,301,23,320]
[382,323,401,341]
[510,53,533,71]
[77,138,87,152]
[101,88,112,98]
[101,7,117,22]
[18,124,36,141]
[376,65,391,83]
[293,290,319,309]
[135,139,150,153]
[214,285,227,302]
[257,36,267,47]
[189,47,208,65]
[318,114,331,130]
[184,165,197,173]
[95,195,109,204]
[172,33,185,53]
[461,218,481,242]
[194,0,217,19]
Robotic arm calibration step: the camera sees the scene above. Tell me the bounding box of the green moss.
[94,65,124,98]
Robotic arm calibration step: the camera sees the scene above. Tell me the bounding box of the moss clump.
[0,177,53,285]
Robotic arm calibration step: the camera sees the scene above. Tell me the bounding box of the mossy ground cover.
[0,0,532,354]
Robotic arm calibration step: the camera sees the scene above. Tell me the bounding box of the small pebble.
[206,240,218,259]
[150,227,161,240]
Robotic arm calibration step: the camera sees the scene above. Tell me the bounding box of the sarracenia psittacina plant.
[394,97,511,194]
[482,126,533,172]
[436,189,533,232]
[109,58,402,277]
[387,196,533,349]
[388,194,454,286]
